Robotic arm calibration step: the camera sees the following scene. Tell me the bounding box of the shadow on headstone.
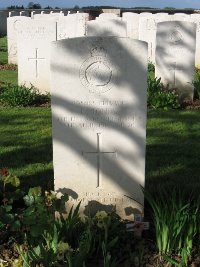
[124,206,141,217]
[59,188,78,199]
[84,200,116,217]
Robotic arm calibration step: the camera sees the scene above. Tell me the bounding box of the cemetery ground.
[0,37,200,266]
[0,37,17,86]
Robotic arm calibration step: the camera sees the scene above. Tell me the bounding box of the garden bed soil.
[0,64,17,71]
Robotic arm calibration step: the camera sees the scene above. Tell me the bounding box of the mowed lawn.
[0,36,18,85]
[0,36,7,65]
[0,108,53,190]
[0,107,200,193]
[146,110,200,195]
[0,36,199,194]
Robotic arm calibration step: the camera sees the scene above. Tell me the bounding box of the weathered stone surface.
[155,21,196,101]
[51,37,148,220]
[7,16,31,64]
[17,19,56,93]
[57,13,89,40]
[87,20,127,37]
[190,14,200,67]
[98,13,119,20]
[122,12,140,39]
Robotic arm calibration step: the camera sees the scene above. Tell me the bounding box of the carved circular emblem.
[79,47,113,93]
[85,61,112,86]
[170,29,182,43]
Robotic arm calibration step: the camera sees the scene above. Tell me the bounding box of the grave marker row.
[5,12,198,219]
[7,13,89,65]
[9,12,197,101]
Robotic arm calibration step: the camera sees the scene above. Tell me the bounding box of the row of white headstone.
[7,11,88,65]
[7,12,90,92]
[49,22,194,218]
[7,12,197,101]
[8,11,200,64]
[0,10,75,35]
[4,11,197,220]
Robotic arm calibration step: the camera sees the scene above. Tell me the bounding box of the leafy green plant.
[93,211,119,267]
[102,240,118,267]
[147,76,180,110]
[193,70,200,99]
[144,188,199,266]
[0,84,39,107]
[56,201,83,248]
[0,168,22,234]
[22,187,69,241]
[18,199,92,267]
[148,62,155,73]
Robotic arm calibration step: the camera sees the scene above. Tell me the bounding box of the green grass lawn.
[0,69,18,85]
[0,108,199,194]
[0,36,18,85]
[0,107,53,190]
[0,36,8,65]
[146,110,200,196]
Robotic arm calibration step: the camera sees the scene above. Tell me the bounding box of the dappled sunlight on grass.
[0,108,53,189]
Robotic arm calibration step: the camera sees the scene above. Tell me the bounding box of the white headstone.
[122,12,140,39]
[174,13,188,17]
[87,20,127,37]
[139,15,154,61]
[139,13,153,41]
[155,21,196,101]
[51,37,148,220]
[169,14,189,21]
[98,13,119,20]
[33,12,64,21]
[190,14,200,67]
[144,14,169,63]
[57,13,89,40]
[156,13,168,16]
[139,12,152,16]
[7,16,31,64]
[33,13,50,19]
[17,20,57,93]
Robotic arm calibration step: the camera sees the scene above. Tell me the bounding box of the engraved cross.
[28,48,45,78]
[168,62,183,87]
[82,133,117,188]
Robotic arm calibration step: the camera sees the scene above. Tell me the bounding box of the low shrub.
[0,84,50,107]
[147,76,180,110]
[0,84,38,107]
